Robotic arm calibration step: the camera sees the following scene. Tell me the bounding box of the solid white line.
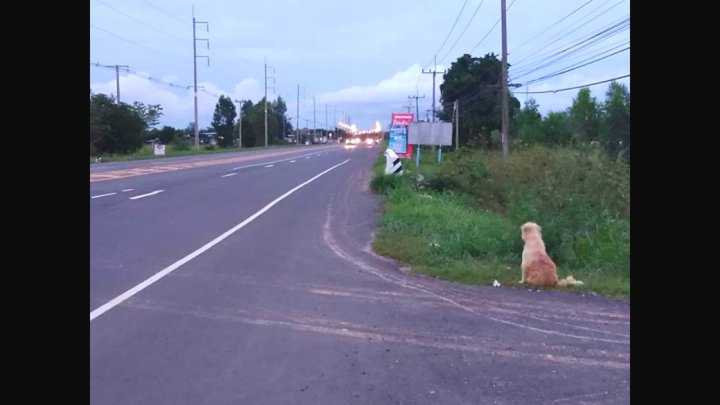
[221,173,237,178]
[90,159,351,321]
[91,192,117,199]
[264,164,274,168]
[129,190,165,200]
[121,189,134,192]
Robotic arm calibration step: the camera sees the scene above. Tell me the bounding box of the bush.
[170,137,191,151]
[370,173,406,195]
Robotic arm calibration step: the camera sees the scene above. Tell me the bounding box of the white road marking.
[129,190,165,200]
[91,192,117,199]
[231,151,320,171]
[121,189,134,192]
[221,173,237,178]
[264,164,274,168]
[290,160,296,163]
[90,159,351,321]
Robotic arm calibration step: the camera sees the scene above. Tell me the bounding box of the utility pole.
[454,99,459,150]
[500,0,510,160]
[296,85,300,145]
[422,54,445,122]
[402,104,412,113]
[409,93,425,122]
[264,59,275,148]
[234,99,242,148]
[99,64,128,103]
[313,96,316,141]
[325,104,328,138]
[192,7,209,151]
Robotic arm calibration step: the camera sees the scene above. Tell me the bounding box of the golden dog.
[520,222,583,287]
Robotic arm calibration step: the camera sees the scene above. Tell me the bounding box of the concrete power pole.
[500,0,510,161]
[234,99,242,148]
[296,84,302,146]
[192,7,209,150]
[100,64,128,103]
[313,96,316,141]
[264,60,275,148]
[422,55,445,122]
[454,100,459,150]
[409,93,425,122]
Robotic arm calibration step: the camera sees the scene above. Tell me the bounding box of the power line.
[91,62,226,97]
[511,17,628,78]
[98,1,256,85]
[523,74,629,94]
[510,0,595,54]
[511,36,628,80]
[94,0,188,43]
[439,0,487,64]
[467,0,517,55]
[511,0,626,67]
[138,0,186,25]
[522,46,629,85]
[90,24,187,63]
[512,14,628,72]
[435,0,470,58]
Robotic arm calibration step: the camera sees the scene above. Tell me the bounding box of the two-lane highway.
[91,144,629,404]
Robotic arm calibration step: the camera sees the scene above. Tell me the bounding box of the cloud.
[316,64,445,104]
[90,73,267,129]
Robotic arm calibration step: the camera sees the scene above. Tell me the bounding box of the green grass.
[370,145,630,299]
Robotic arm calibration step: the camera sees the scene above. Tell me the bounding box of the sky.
[90,0,630,133]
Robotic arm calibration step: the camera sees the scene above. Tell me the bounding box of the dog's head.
[521,222,542,241]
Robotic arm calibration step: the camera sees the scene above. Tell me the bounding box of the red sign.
[391,113,414,126]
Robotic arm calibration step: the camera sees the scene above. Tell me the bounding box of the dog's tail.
[557,275,584,287]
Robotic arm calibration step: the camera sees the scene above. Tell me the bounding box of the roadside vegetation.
[370,53,629,299]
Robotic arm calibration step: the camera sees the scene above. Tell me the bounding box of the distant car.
[343,138,357,149]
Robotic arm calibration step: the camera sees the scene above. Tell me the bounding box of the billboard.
[391,112,414,126]
[408,122,453,146]
[388,125,408,154]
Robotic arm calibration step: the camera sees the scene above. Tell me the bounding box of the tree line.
[91,52,629,160]
[438,53,629,160]
[90,92,295,155]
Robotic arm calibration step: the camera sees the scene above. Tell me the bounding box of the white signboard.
[408,122,453,145]
[154,144,166,156]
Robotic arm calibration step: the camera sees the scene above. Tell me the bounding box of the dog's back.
[521,222,559,286]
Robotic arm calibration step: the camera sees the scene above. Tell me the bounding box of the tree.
[211,95,237,147]
[157,126,179,144]
[541,111,572,146]
[599,81,630,159]
[438,53,520,149]
[270,96,293,143]
[514,98,544,145]
[132,102,163,129]
[90,93,146,154]
[569,88,600,144]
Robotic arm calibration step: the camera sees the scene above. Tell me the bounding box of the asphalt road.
[90,144,630,405]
